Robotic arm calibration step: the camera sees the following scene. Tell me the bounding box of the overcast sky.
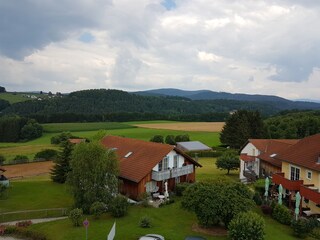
[1,0,320,100]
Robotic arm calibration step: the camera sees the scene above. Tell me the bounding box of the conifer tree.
[51,140,74,183]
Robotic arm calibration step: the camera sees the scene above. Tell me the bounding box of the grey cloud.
[0,0,110,60]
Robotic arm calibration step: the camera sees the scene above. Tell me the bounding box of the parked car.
[184,237,207,240]
[139,234,165,240]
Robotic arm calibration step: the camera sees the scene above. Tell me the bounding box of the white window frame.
[290,165,300,181]
[163,156,169,170]
[173,155,179,168]
[306,170,312,180]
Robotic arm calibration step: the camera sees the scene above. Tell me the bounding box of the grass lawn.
[30,201,226,240]
[0,92,30,104]
[0,180,72,213]
[196,158,239,182]
[42,122,135,133]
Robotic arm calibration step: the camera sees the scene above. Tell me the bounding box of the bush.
[228,211,265,240]
[253,192,263,206]
[272,204,292,225]
[3,226,47,240]
[175,134,190,142]
[109,195,129,218]
[165,135,176,145]
[34,149,58,161]
[68,208,83,227]
[16,220,32,227]
[138,192,150,208]
[261,205,273,215]
[139,216,152,228]
[291,218,311,238]
[149,135,164,143]
[90,201,106,219]
[0,154,5,165]
[13,155,29,164]
[51,132,74,145]
[159,198,175,207]
[175,182,190,196]
[310,227,320,239]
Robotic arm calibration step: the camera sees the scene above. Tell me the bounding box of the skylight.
[270,153,277,158]
[124,152,133,158]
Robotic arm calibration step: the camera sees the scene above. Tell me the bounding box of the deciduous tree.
[216,150,240,174]
[68,142,119,213]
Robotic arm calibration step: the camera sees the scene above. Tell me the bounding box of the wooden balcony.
[272,173,303,191]
[300,185,320,205]
[152,165,194,181]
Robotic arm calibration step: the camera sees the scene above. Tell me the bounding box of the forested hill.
[135,88,320,106]
[2,89,320,123]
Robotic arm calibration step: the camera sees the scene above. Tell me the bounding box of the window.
[158,161,163,171]
[163,156,169,170]
[175,177,180,185]
[306,170,312,180]
[174,155,179,168]
[290,166,300,181]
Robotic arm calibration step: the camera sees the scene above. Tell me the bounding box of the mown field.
[0,92,48,104]
[0,121,221,163]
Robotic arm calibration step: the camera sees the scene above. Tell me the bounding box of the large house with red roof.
[272,134,320,215]
[240,139,298,183]
[101,136,202,200]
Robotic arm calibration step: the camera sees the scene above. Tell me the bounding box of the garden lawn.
[0,180,73,212]
[196,157,239,182]
[30,201,226,240]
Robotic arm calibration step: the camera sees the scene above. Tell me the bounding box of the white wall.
[152,150,185,172]
[240,142,260,179]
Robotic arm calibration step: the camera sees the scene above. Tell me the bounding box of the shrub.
[291,218,311,238]
[310,227,320,239]
[68,208,83,227]
[51,132,74,145]
[272,204,292,225]
[165,135,176,145]
[3,226,47,240]
[228,211,265,240]
[253,192,263,206]
[0,154,5,165]
[90,201,106,219]
[13,155,29,164]
[139,216,152,228]
[16,220,32,227]
[138,192,150,208]
[149,135,164,143]
[34,149,58,161]
[261,205,273,215]
[175,182,190,196]
[109,195,129,218]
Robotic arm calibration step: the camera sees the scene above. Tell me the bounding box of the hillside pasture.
[42,122,135,133]
[133,121,225,132]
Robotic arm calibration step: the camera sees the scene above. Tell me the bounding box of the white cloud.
[0,0,320,100]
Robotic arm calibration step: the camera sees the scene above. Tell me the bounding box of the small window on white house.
[163,156,169,170]
[174,155,179,168]
[306,170,312,180]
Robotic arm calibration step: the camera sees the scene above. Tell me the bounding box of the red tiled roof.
[276,134,320,172]
[0,167,6,172]
[101,136,200,183]
[240,154,255,162]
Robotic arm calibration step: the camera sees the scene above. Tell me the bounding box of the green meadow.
[0,121,221,162]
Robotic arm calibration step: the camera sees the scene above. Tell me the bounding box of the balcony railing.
[243,170,257,182]
[300,185,320,205]
[152,165,194,181]
[272,173,303,191]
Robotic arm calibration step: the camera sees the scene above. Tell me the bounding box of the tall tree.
[67,142,119,213]
[220,110,265,149]
[51,140,74,183]
[0,86,6,93]
[216,150,240,174]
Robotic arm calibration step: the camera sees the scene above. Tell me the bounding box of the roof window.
[270,153,277,158]
[124,152,133,158]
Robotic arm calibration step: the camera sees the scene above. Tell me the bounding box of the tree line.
[3,88,317,123]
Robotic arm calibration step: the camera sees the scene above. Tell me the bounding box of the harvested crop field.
[133,122,225,132]
[2,161,54,179]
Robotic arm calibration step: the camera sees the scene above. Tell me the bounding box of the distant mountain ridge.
[134,88,291,102]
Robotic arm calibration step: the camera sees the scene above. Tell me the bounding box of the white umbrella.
[295,192,301,220]
[264,177,270,200]
[164,181,169,199]
[278,184,283,205]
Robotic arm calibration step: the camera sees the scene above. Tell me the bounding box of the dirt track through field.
[134,122,225,132]
[2,161,54,179]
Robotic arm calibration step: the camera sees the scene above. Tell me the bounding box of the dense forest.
[2,89,320,123]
